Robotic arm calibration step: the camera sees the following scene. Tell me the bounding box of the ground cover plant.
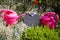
[20,25,59,40]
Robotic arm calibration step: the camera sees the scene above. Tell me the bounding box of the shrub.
[0,24,20,40]
[20,26,59,40]
[0,18,28,40]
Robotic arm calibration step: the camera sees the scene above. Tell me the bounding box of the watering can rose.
[0,9,25,26]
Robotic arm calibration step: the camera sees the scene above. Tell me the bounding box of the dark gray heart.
[24,14,40,27]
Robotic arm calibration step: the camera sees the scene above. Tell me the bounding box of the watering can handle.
[51,13,59,22]
[44,12,59,22]
[0,10,4,16]
[0,9,7,15]
[55,14,59,22]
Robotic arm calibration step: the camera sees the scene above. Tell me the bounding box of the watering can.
[40,12,59,29]
[0,9,25,26]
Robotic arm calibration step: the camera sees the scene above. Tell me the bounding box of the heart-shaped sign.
[24,12,40,27]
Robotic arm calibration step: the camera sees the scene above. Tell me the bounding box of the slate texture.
[24,14,40,27]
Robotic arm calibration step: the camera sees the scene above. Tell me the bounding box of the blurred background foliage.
[0,0,60,13]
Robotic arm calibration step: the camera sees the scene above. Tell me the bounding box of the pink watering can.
[40,12,59,29]
[0,9,25,26]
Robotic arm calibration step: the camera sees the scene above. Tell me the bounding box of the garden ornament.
[44,12,59,22]
[40,12,59,29]
[0,9,25,26]
[24,11,40,27]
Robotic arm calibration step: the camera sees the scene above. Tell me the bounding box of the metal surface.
[24,14,40,27]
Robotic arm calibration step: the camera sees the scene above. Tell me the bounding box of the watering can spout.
[17,13,25,20]
[0,9,26,26]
